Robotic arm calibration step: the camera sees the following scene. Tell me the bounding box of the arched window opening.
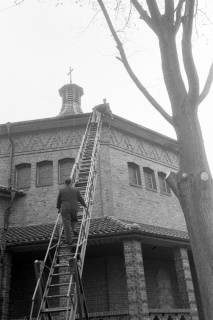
[15,163,31,189]
[37,161,53,187]
[143,167,157,191]
[128,162,141,186]
[158,172,171,195]
[58,158,75,184]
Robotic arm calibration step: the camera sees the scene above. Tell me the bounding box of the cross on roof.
[67,67,74,84]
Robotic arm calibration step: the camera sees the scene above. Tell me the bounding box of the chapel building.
[0,82,203,320]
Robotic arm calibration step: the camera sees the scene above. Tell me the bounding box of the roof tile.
[1,216,189,246]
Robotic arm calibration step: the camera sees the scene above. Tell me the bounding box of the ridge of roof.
[2,216,189,247]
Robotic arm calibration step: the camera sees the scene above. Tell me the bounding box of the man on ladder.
[57,178,87,244]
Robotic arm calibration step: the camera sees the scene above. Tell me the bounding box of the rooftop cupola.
[58,67,83,116]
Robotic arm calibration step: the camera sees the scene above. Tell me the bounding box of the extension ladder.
[29,110,102,320]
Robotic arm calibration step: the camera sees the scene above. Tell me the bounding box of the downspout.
[0,123,15,315]
[4,122,15,230]
[6,122,14,189]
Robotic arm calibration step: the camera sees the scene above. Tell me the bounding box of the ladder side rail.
[75,138,102,273]
[74,122,101,255]
[30,213,62,319]
[73,260,89,320]
[35,113,92,316]
[84,116,102,201]
[36,226,64,319]
[73,112,102,255]
[66,113,103,306]
[82,114,102,208]
[69,114,93,183]
[68,174,99,320]
[66,112,101,318]
[79,159,100,271]
[29,112,96,320]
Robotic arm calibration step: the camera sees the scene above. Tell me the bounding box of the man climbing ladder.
[57,178,87,244]
[29,108,103,320]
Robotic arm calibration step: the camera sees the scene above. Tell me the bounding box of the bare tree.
[96,0,213,318]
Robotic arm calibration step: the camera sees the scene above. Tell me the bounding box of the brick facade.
[174,248,199,319]
[1,252,12,320]
[0,115,186,231]
[0,113,202,319]
[123,240,149,320]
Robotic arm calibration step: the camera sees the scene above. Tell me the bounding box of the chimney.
[58,83,83,116]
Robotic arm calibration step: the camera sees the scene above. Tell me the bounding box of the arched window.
[158,172,171,194]
[128,162,141,186]
[58,158,75,184]
[143,167,157,191]
[15,163,31,189]
[36,161,53,187]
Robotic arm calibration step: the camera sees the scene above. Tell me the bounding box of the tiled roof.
[2,216,189,247]
[0,185,25,197]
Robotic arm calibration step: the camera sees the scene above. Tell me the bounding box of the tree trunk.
[173,109,213,318]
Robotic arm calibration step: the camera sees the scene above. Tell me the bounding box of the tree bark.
[97,1,213,318]
[171,110,213,318]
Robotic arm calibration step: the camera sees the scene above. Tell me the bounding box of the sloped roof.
[2,216,189,247]
[0,185,25,198]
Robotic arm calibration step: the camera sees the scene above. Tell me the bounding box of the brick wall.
[110,146,186,231]
[174,248,199,320]
[92,143,114,218]
[143,256,183,308]
[0,120,186,233]
[1,252,12,320]
[123,240,149,320]
[82,254,128,313]
[8,251,43,319]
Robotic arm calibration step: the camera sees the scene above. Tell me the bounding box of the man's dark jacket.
[57,185,86,213]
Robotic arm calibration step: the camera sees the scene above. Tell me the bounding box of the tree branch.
[146,0,161,22]
[131,0,157,33]
[174,0,185,34]
[182,0,199,105]
[165,0,174,23]
[97,0,174,126]
[198,63,213,105]
[166,171,180,198]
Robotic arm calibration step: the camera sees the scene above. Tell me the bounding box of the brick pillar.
[1,252,12,320]
[123,240,149,320]
[174,248,199,320]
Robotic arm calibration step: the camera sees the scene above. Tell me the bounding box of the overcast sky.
[0,0,212,171]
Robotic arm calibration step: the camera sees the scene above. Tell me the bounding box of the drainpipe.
[0,123,14,315]
[4,122,15,230]
[6,122,14,189]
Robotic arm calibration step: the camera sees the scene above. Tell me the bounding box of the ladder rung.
[49,282,70,287]
[57,253,75,258]
[52,272,71,276]
[30,113,101,319]
[41,307,71,313]
[46,294,69,299]
[58,245,77,250]
[54,263,70,268]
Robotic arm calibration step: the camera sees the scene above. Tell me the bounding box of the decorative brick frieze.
[174,248,199,320]
[123,240,149,320]
[1,252,12,320]
[110,129,178,169]
[12,128,84,154]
